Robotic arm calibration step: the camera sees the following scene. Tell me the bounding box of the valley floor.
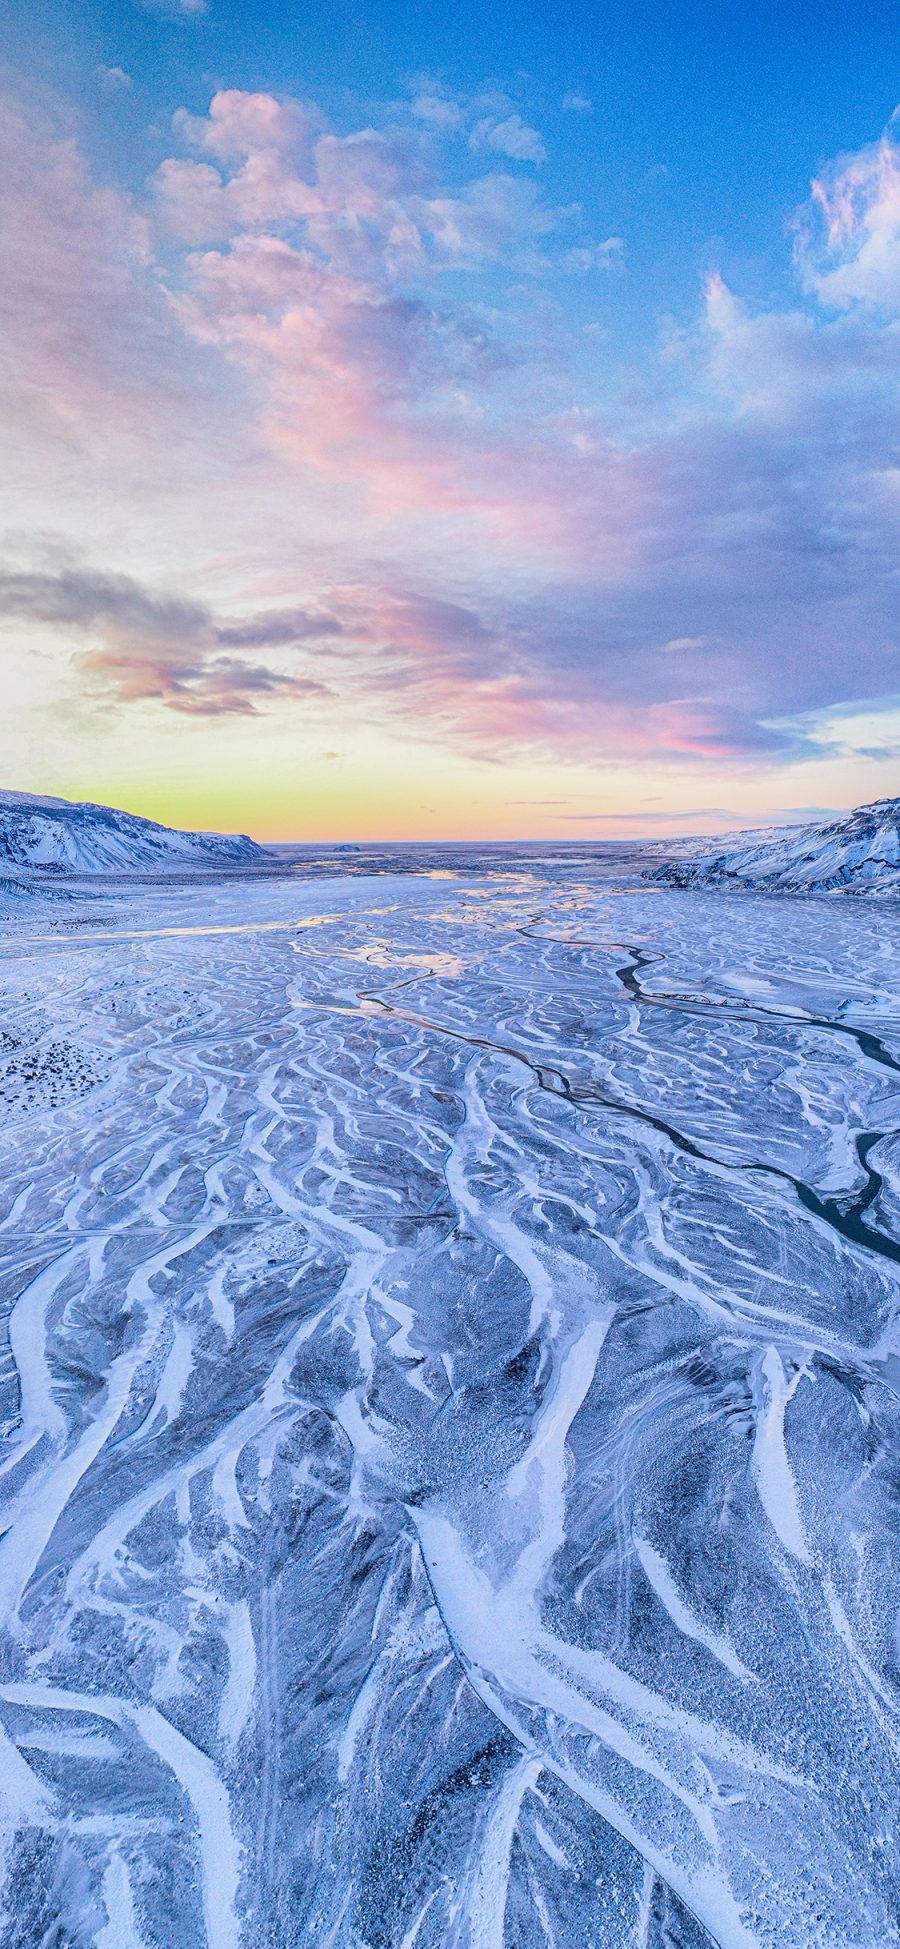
[0,856,899,1948]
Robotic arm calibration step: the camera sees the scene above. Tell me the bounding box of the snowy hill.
[646,799,900,896]
[0,790,270,874]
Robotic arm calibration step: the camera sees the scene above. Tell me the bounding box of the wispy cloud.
[407,80,546,164]
[0,560,332,715]
[469,114,546,165]
[558,807,734,822]
[796,125,900,309]
[139,0,206,17]
[80,647,323,714]
[409,97,461,132]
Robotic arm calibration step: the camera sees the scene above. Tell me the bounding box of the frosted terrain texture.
[1,850,899,1948]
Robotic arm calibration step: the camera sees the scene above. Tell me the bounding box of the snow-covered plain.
[1,847,900,1948]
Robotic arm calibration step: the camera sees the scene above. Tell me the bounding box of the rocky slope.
[0,789,269,874]
[647,798,900,895]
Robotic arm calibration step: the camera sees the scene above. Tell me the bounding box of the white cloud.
[97,65,132,92]
[796,131,900,311]
[139,0,206,16]
[410,92,463,131]
[562,92,593,113]
[155,90,575,274]
[7,80,900,788]
[563,237,623,272]
[469,114,546,165]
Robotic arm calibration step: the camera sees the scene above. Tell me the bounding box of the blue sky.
[0,0,899,836]
[15,0,900,312]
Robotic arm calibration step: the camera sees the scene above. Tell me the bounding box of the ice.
[0,846,899,1946]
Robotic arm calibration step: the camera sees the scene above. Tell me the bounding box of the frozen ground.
[0,850,899,1948]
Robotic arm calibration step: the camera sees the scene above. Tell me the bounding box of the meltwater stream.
[0,858,899,1948]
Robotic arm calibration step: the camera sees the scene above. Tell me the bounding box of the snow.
[0,835,898,1946]
[647,796,900,895]
[0,788,268,875]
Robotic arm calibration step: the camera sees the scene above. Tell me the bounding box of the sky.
[1,0,899,840]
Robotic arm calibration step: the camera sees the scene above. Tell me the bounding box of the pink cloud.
[0,94,152,423]
[150,88,605,526]
[291,588,806,768]
[0,557,332,716]
[157,88,575,270]
[797,130,900,310]
[78,643,325,714]
[172,89,317,162]
[0,84,220,477]
[171,236,438,489]
[4,80,900,780]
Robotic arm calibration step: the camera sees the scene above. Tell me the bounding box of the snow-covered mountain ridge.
[647,798,900,894]
[0,789,270,873]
